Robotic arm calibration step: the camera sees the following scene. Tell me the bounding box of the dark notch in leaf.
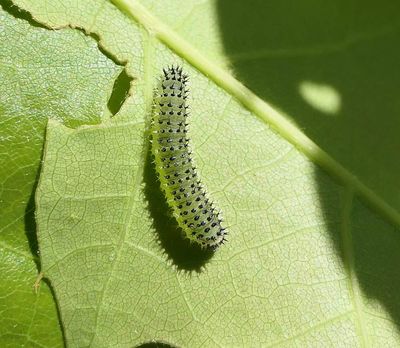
[108,68,132,115]
[24,163,41,266]
[136,342,177,348]
[53,28,133,117]
[85,30,133,116]
[0,0,47,28]
[2,0,132,118]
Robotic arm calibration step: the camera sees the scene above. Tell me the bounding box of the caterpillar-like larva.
[151,66,227,249]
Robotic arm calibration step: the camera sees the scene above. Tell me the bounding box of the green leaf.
[215,1,400,214]
[0,1,122,346]
[5,0,400,347]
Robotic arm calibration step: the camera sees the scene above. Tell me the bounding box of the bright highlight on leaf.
[299,81,341,115]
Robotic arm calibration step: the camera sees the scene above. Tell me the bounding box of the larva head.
[152,66,228,250]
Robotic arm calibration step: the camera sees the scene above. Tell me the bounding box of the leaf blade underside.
[5,0,400,347]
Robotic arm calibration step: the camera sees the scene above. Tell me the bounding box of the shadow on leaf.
[216,0,400,210]
[217,0,400,337]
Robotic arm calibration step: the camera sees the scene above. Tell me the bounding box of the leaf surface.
[0,2,121,345]
[5,0,400,347]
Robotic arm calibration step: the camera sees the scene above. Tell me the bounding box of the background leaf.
[215,0,400,212]
[0,0,123,345]
[3,0,400,346]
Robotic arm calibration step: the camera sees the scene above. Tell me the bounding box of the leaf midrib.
[111,0,400,230]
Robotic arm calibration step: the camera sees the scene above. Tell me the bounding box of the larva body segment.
[151,66,227,249]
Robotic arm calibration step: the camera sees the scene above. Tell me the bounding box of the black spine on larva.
[151,66,227,249]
